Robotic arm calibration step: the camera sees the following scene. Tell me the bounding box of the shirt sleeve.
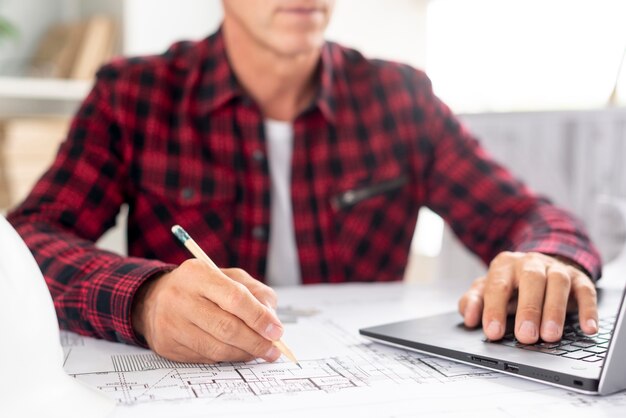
[7,73,176,346]
[412,72,602,281]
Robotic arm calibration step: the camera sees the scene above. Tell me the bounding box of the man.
[8,0,601,364]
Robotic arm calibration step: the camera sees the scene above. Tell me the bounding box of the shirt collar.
[197,28,338,124]
[313,43,338,124]
[196,27,245,115]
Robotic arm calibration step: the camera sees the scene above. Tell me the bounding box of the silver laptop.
[360,286,626,395]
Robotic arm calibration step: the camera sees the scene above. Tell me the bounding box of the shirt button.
[180,187,196,200]
[252,149,266,164]
[252,225,268,241]
[342,190,356,205]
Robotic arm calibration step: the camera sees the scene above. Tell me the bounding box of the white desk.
[61,280,626,418]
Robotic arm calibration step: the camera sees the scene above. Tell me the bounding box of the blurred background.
[1,0,625,285]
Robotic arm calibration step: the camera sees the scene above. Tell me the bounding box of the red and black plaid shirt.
[8,29,601,347]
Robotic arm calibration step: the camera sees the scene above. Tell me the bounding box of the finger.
[482,263,515,340]
[539,263,571,342]
[460,291,484,328]
[192,265,284,341]
[167,338,243,364]
[506,291,518,314]
[165,343,214,364]
[223,268,278,309]
[187,299,282,362]
[184,323,258,363]
[156,321,254,364]
[514,257,547,344]
[571,271,598,335]
[459,277,485,328]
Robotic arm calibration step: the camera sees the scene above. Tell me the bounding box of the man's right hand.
[131,259,284,363]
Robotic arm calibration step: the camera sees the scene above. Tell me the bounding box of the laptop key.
[591,335,610,342]
[519,345,565,355]
[571,341,597,348]
[582,356,604,362]
[521,345,542,352]
[583,346,606,354]
[557,344,583,352]
[540,348,568,356]
[494,314,616,362]
[563,351,594,360]
[537,342,561,349]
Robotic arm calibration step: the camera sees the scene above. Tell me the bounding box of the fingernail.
[265,345,281,361]
[541,320,560,339]
[586,319,598,333]
[486,321,502,338]
[265,323,283,341]
[519,320,538,340]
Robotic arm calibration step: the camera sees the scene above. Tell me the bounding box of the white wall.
[122,0,224,56]
[326,0,428,69]
[426,0,626,112]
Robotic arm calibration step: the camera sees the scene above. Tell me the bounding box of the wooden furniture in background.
[0,117,70,210]
[29,15,116,81]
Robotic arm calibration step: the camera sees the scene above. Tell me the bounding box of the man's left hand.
[458,251,598,344]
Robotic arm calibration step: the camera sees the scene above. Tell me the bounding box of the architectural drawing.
[57,284,626,417]
[62,317,496,406]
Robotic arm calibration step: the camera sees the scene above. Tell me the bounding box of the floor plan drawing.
[62,316,497,406]
[52,283,626,417]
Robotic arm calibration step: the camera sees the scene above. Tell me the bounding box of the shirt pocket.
[136,165,237,210]
[330,155,409,212]
[331,175,409,211]
[329,166,410,281]
[133,165,238,263]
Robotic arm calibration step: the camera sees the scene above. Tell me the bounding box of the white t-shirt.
[264,119,302,286]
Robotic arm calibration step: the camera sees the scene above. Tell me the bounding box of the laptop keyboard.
[495,316,616,363]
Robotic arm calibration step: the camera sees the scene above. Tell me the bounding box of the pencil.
[171,224,300,366]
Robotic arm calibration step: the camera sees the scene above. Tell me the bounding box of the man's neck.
[222,21,321,122]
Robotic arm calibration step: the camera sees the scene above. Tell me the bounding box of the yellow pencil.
[171,224,300,366]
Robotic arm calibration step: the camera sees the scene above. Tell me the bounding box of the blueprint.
[62,318,497,405]
[60,283,626,417]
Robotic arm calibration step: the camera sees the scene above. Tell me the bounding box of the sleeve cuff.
[515,241,602,282]
[85,258,176,347]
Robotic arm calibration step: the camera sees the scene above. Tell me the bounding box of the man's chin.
[268,35,325,58]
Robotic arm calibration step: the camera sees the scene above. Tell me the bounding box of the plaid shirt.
[8,29,601,347]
